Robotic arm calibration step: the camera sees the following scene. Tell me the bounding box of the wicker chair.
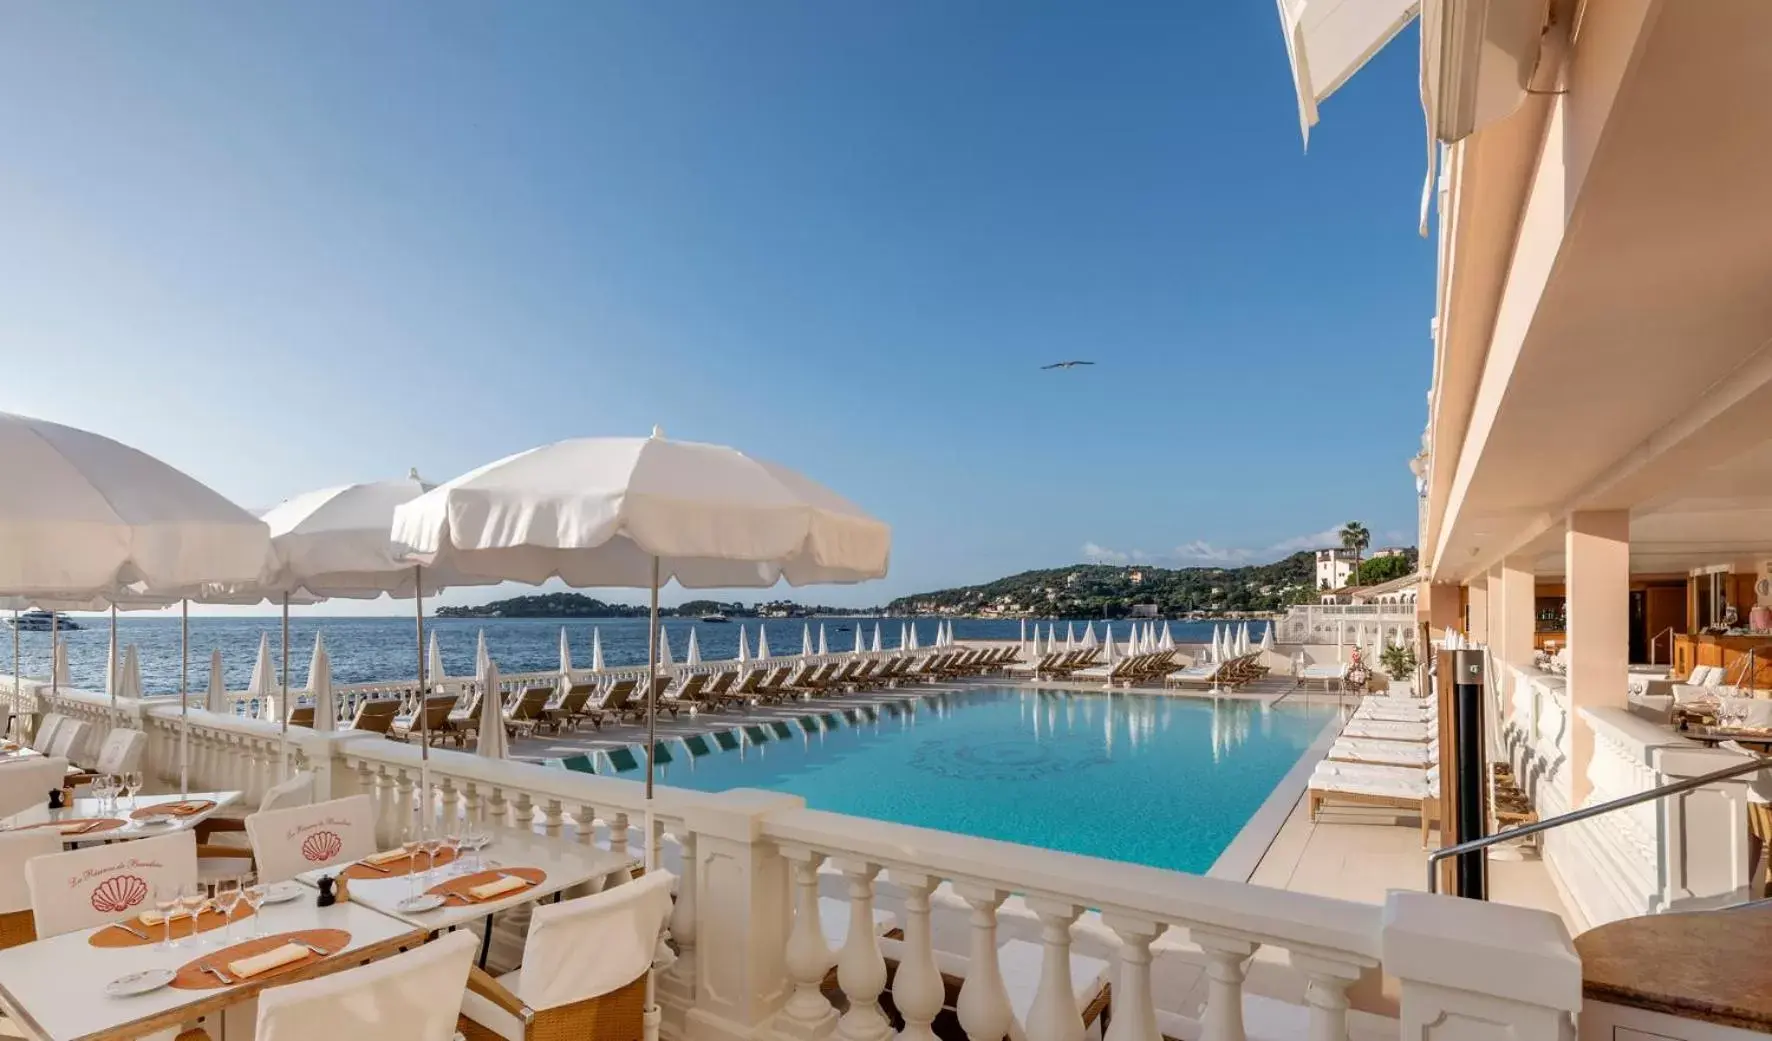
[458,872,673,1041]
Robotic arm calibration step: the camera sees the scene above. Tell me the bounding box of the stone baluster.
[1189,929,1253,1041]
[513,792,535,833]
[1288,952,1364,1041]
[887,871,942,1041]
[437,776,459,831]
[1025,899,1086,1041]
[394,768,417,842]
[542,798,563,837]
[660,830,698,1007]
[463,780,483,825]
[488,786,509,830]
[649,815,665,871]
[611,811,631,860]
[572,802,596,845]
[833,860,891,1041]
[778,846,839,1039]
[954,884,1013,1041]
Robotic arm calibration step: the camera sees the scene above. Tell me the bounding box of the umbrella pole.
[643,553,662,1041]
[180,599,190,799]
[10,610,17,741]
[110,606,118,723]
[415,565,430,838]
[279,593,290,778]
[49,612,57,697]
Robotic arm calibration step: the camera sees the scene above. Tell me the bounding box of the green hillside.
[886,552,1325,617]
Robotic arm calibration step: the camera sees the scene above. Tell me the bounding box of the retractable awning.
[1275,0,1419,145]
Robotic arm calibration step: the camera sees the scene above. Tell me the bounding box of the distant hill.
[884,551,1385,617]
[436,592,879,619]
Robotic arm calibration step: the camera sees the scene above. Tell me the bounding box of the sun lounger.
[1298,663,1344,691]
[1340,717,1434,741]
[596,678,642,723]
[350,698,399,737]
[1164,662,1226,689]
[502,686,554,737]
[444,691,482,746]
[1354,703,1435,723]
[701,670,738,707]
[392,694,457,745]
[1308,760,1441,845]
[1327,737,1439,767]
[562,682,607,730]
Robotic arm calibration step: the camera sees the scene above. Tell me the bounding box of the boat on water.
[699,613,729,623]
[6,610,81,632]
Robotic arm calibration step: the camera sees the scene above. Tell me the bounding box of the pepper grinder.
[316,875,337,907]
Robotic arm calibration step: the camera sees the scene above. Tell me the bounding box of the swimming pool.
[555,687,1338,875]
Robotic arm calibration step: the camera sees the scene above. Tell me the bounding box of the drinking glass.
[462,821,488,872]
[90,774,113,814]
[420,836,443,886]
[401,837,424,897]
[124,771,144,810]
[153,884,181,950]
[442,829,463,878]
[241,874,269,939]
[178,884,207,944]
[213,879,240,946]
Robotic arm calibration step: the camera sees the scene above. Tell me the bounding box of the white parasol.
[1260,622,1276,653]
[120,645,142,700]
[308,633,336,732]
[1083,622,1098,650]
[206,650,228,715]
[908,623,919,651]
[737,624,750,664]
[1066,623,1076,651]
[757,624,772,660]
[802,624,814,657]
[871,623,882,653]
[592,627,605,671]
[248,633,276,718]
[428,632,448,693]
[686,628,701,667]
[559,627,573,677]
[817,624,829,656]
[900,622,909,650]
[476,655,507,760]
[475,629,490,679]
[853,625,864,655]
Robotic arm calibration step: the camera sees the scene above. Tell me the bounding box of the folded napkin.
[139,910,165,926]
[362,848,412,866]
[229,942,310,979]
[467,875,528,901]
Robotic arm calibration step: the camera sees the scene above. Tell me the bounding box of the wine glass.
[178,884,207,944]
[401,836,424,896]
[241,874,269,939]
[461,820,488,872]
[420,835,443,886]
[213,878,240,945]
[124,771,144,810]
[153,884,181,950]
[442,828,463,878]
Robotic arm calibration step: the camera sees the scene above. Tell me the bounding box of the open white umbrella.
[476,656,507,760]
[120,645,142,700]
[686,628,701,667]
[817,624,829,657]
[247,633,276,717]
[736,624,750,664]
[389,429,890,890]
[308,633,336,732]
[757,624,772,660]
[206,649,228,714]
[591,627,605,671]
[871,623,882,653]
[658,627,674,668]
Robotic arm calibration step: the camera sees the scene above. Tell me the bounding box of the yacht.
[6,610,81,632]
[699,612,730,623]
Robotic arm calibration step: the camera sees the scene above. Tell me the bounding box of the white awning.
[1276,0,1419,145]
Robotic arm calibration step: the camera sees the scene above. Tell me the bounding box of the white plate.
[396,894,446,913]
[263,881,305,905]
[105,968,176,997]
[132,817,173,828]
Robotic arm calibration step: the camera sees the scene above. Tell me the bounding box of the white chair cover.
[0,757,70,817]
[256,925,477,1041]
[28,714,62,754]
[91,728,147,776]
[26,830,197,938]
[0,703,10,741]
[245,794,378,883]
[460,872,674,1040]
[48,720,89,764]
[0,830,64,913]
[259,770,316,812]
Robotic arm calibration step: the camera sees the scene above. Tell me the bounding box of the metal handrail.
[1427,754,1772,892]
[1649,626,1676,666]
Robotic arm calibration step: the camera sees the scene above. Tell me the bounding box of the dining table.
[293,824,635,966]
[0,792,242,846]
[0,887,425,1040]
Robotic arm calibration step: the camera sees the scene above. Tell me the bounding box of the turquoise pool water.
[557,687,1337,875]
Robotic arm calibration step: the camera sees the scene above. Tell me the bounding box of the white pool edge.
[1205,704,1344,882]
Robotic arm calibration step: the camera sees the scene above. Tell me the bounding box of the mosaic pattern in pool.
[552,686,1336,874]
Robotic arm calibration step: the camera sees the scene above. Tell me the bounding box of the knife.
[109,920,151,940]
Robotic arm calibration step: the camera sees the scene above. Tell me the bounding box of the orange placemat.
[427,867,546,904]
[130,799,216,821]
[169,929,351,990]
[90,903,255,948]
[338,847,459,881]
[17,817,126,836]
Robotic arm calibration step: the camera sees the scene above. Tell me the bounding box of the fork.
[290,940,334,956]
[354,859,391,874]
[496,872,536,887]
[109,920,150,940]
[199,962,236,985]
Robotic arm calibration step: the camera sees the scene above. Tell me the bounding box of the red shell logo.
[90,874,149,913]
[300,830,343,863]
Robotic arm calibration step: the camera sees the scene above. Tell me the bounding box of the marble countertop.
[1576,905,1772,1031]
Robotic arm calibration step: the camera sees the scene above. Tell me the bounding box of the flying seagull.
[1040,360,1096,370]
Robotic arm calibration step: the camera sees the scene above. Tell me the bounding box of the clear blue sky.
[0,2,1430,613]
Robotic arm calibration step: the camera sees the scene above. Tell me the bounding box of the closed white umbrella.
[871,623,882,653]
[802,624,814,657]
[1209,624,1222,662]
[1160,622,1174,651]
[120,645,142,699]
[1019,619,1027,647]
[1083,622,1098,650]
[1241,622,1252,655]
[658,627,674,668]
[247,633,276,718]
[53,641,70,689]
[308,633,336,732]
[1046,623,1057,649]
[907,623,919,651]
[476,656,507,760]
[475,629,490,679]
[817,624,829,657]
[853,625,864,655]
[559,627,573,676]
[591,627,605,671]
[686,628,702,667]
[737,624,750,664]
[428,632,447,692]
[758,624,772,660]
[1260,622,1276,653]
[1066,623,1077,651]
[206,649,228,715]
[1102,624,1119,669]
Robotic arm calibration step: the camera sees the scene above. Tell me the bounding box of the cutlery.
[291,940,333,956]
[496,872,536,886]
[199,962,236,985]
[354,859,391,874]
[109,920,151,940]
[71,820,104,836]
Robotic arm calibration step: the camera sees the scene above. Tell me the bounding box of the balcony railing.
[20,681,1583,1041]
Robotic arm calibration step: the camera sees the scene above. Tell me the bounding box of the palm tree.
[1340,521,1371,588]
